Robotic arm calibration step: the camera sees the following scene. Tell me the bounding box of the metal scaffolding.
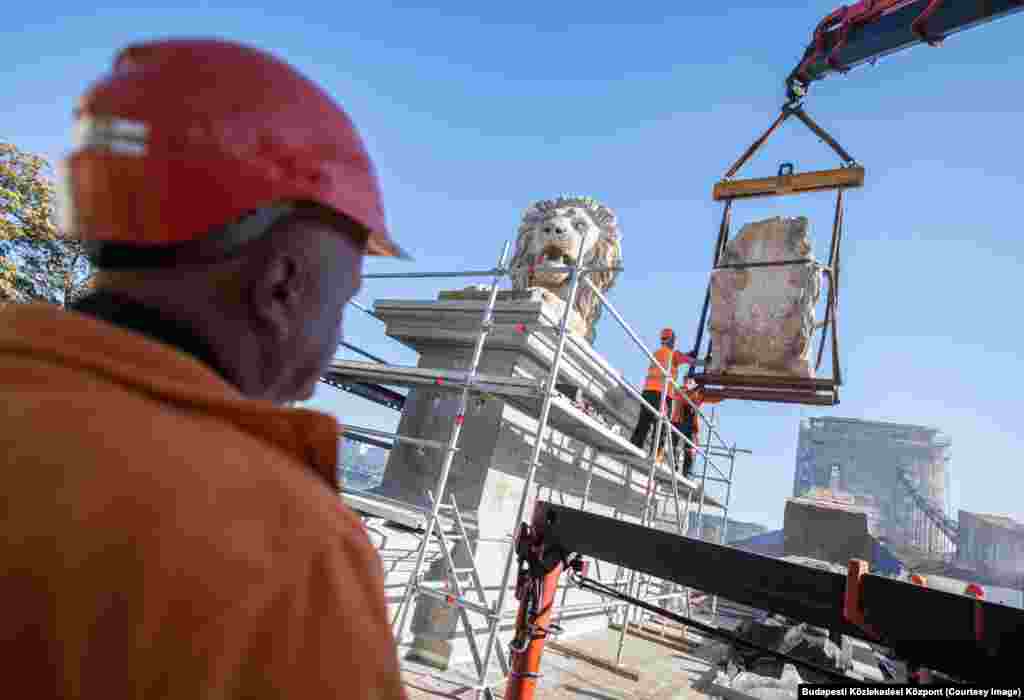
[321,241,746,698]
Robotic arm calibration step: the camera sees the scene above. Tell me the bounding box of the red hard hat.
[60,38,407,261]
[965,583,985,599]
[660,328,675,341]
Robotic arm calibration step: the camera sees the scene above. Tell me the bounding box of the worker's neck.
[72,288,270,399]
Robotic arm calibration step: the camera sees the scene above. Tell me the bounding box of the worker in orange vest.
[630,328,693,457]
[672,378,724,477]
[0,39,409,699]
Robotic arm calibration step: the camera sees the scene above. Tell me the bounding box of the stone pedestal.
[783,496,872,565]
[368,289,657,669]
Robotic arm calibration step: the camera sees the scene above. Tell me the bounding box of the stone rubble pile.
[694,661,804,700]
[702,614,842,685]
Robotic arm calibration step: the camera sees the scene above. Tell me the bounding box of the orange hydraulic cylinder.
[504,562,564,700]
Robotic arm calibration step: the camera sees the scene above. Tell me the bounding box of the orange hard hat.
[60,38,407,265]
[660,328,675,341]
[909,574,927,586]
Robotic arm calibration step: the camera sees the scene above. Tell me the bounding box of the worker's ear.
[251,250,306,342]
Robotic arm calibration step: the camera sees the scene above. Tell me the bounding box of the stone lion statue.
[510,195,623,344]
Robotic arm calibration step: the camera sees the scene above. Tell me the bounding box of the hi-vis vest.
[643,347,685,398]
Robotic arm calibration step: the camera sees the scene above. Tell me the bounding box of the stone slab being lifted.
[709,217,822,378]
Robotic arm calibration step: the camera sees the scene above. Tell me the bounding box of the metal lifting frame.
[327,241,745,698]
[689,104,862,407]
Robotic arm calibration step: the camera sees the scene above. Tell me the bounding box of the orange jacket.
[643,347,691,399]
[0,303,406,699]
[671,387,723,438]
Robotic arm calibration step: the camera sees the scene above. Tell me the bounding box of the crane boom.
[786,0,1024,102]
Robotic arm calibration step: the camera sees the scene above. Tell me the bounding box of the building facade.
[957,510,1024,584]
[793,417,953,556]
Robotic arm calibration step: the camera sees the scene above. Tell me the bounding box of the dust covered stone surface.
[708,216,822,378]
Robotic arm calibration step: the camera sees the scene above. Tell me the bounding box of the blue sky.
[4,1,1021,529]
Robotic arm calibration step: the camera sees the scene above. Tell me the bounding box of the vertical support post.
[664,415,687,619]
[392,241,511,645]
[555,449,598,627]
[712,443,737,625]
[477,236,588,696]
[615,351,673,665]
[695,408,713,538]
[690,199,732,374]
[683,488,694,618]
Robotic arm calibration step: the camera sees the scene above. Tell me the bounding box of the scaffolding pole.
[476,236,591,694]
[392,241,511,647]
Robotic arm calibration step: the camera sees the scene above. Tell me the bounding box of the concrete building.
[957,510,1024,583]
[792,417,954,556]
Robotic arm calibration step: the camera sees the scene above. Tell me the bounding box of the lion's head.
[510,195,623,344]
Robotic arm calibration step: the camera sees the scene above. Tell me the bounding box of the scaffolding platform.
[342,489,440,531]
[329,359,719,504]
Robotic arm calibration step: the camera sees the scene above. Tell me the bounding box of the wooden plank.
[608,622,695,654]
[544,640,641,682]
[713,166,864,201]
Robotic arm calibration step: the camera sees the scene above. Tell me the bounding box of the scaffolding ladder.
[389,490,511,681]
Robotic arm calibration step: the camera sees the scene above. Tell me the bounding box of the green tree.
[1,142,92,306]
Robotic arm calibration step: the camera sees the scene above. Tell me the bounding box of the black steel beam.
[535,501,1024,682]
[536,501,863,637]
[790,0,1024,93]
[860,573,1024,680]
[342,431,393,450]
[320,375,406,411]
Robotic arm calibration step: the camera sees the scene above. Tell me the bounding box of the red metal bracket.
[795,7,843,83]
[911,0,945,45]
[965,584,985,644]
[843,559,882,640]
[826,5,854,71]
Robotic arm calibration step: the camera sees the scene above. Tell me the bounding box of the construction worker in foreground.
[672,377,724,478]
[0,39,409,698]
[630,328,693,461]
